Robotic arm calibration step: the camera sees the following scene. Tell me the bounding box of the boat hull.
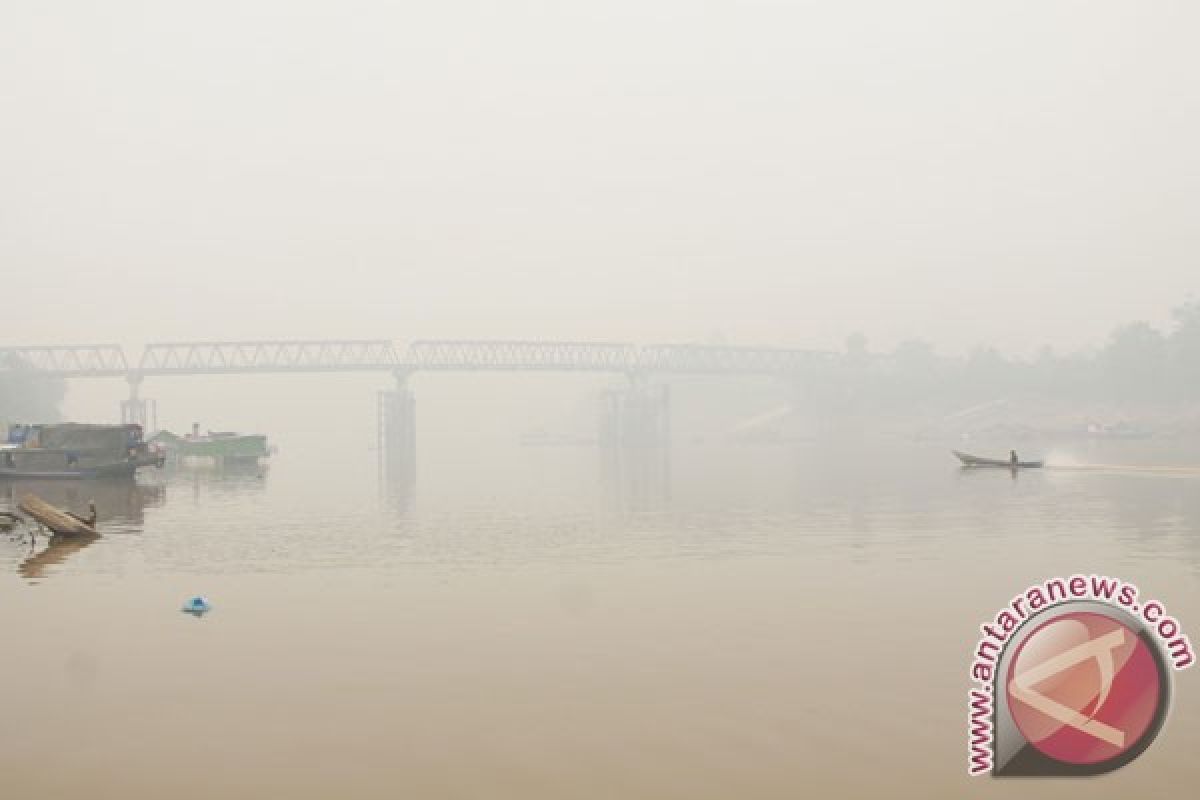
[0,453,162,480]
[150,431,269,461]
[0,461,141,480]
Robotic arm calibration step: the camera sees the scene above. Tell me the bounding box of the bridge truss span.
[137,340,401,375]
[0,345,129,377]
[3,339,838,379]
[403,340,639,372]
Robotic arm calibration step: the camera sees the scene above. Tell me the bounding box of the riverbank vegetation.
[0,355,65,425]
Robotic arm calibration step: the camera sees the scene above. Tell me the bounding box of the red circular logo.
[1006,611,1164,766]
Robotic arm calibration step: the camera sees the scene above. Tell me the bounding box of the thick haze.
[3,2,1197,356]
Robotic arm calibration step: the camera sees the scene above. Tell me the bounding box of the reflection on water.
[379,455,415,514]
[602,439,671,513]
[1,477,165,528]
[168,459,270,503]
[1,437,1200,798]
[5,439,1200,579]
[1,478,167,582]
[18,530,101,582]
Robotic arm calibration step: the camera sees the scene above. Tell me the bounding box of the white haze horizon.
[4,2,1199,360]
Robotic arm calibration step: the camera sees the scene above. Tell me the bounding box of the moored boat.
[1,423,164,480]
[953,450,1044,469]
[150,424,270,465]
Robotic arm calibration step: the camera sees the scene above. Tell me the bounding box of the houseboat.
[2,423,165,480]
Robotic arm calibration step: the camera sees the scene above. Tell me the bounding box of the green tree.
[1168,301,1200,398]
[0,359,65,425]
[1102,322,1167,400]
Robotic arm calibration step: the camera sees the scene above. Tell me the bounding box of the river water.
[2,434,1199,798]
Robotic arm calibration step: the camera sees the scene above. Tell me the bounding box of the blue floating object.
[182,596,212,615]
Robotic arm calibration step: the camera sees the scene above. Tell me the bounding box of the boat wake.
[1046,464,1200,474]
[1041,453,1200,475]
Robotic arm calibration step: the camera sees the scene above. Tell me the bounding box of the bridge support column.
[120,374,157,431]
[600,377,671,508]
[378,371,416,495]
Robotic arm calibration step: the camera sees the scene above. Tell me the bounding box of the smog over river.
[3,3,1200,798]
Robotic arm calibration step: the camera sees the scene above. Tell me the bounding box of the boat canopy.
[20,423,142,452]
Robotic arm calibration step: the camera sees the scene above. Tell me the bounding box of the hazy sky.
[3,2,1197,357]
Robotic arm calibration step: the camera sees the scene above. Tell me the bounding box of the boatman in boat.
[1010,449,1018,467]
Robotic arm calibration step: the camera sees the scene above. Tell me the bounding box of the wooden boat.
[953,450,1044,469]
[17,493,98,535]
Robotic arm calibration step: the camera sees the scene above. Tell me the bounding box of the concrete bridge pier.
[120,374,157,431]
[599,377,672,508]
[377,370,416,493]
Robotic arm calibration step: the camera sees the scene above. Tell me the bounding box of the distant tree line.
[0,354,66,425]
[815,301,1200,414]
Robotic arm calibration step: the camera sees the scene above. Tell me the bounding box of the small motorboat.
[953,450,1044,469]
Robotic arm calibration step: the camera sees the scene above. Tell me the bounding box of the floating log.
[17,494,98,536]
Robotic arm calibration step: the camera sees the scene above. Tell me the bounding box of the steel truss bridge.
[2,339,835,480]
[1,340,833,379]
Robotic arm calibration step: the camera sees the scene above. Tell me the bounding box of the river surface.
[2,435,1200,798]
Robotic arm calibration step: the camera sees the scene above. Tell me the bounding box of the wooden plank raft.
[17,494,97,536]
